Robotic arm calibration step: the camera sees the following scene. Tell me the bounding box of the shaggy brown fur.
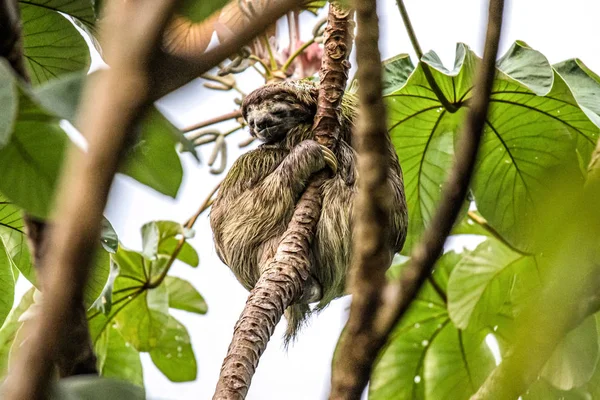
[210,80,408,343]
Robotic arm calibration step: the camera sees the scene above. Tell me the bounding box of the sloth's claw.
[320,145,338,174]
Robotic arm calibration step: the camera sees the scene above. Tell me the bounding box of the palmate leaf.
[369,252,495,400]
[149,316,197,382]
[386,41,599,254]
[19,2,91,86]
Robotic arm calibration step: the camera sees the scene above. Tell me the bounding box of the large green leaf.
[19,3,91,86]
[554,58,600,121]
[386,42,599,254]
[381,54,415,95]
[447,238,537,331]
[165,276,207,314]
[0,288,35,377]
[369,252,495,400]
[149,316,197,382]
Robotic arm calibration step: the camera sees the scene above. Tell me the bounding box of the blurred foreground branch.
[329,0,504,398]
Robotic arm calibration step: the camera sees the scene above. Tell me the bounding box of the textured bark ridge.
[213,3,354,399]
[0,0,98,378]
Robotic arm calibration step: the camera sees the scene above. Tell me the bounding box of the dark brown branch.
[329,0,505,398]
[182,110,242,133]
[329,0,392,396]
[0,1,181,398]
[212,3,354,399]
[0,0,97,378]
[396,0,457,113]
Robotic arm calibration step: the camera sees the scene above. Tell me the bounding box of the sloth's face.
[243,95,313,143]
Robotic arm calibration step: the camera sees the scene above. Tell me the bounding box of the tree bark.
[329,0,505,398]
[213,3,354,399]
[0,0,97,378]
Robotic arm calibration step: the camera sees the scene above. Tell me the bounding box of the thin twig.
[183,110,242,133]
[328,0,505,397]
[396,0,458,113]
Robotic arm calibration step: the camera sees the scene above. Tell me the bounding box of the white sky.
[14,0,600,399]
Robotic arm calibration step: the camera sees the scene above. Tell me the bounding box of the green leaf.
[160,238,199,267]
[120,109,184,198]
[95,323,143,387]
[49,376,145,400]
[149,316,197,382]
[385,42,599,254]
[176,0,229,23]
[382,54,415,95]
[524,379,591,400]
[0,86,67,219]
[100,217,118,254]
[0,60,18,148]
[20,3,91,86]
[141,220,183,259]
[165,276,207,314]
[541,316,599,390]
[0,288,35,377]
[447,239,537,330]
[84,248,111,308]
[369,251,495,400]
[114,284,169,352]
[0,193,33,287]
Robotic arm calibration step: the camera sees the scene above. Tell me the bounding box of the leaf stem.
[396,0,458,113]
[281,37,316,73]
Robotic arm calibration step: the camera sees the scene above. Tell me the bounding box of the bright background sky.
[14,0,600,399]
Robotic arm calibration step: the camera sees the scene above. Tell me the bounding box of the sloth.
[209,80,408,342]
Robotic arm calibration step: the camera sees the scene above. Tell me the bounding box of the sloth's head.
[241,81,318,143]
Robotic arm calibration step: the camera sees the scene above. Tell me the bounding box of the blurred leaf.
[523,379,591,400]
[541,316,599,390]
[165,276,207,314]
[95,323,143,387]
[0,82,67,219]
[447,239,537,331]
[149,316,197,382]
[0,60,18,148]
[0,288,35,377]
[19,3,91,86]
[385,42,598,254]
[49,376,145,400]
[34,71,85,121]
[369,252,495,400]
[120,109,184,198]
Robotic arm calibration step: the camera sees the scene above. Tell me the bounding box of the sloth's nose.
[253,115,274,131]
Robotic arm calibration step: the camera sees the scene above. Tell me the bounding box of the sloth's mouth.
[254,123,285,142]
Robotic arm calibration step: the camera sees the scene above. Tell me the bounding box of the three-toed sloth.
[210,80,408,342]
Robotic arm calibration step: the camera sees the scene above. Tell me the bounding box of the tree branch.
[329,0,504,398]
[212,3,354,399]
[182,110,242,133]
[150,0,303,102]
